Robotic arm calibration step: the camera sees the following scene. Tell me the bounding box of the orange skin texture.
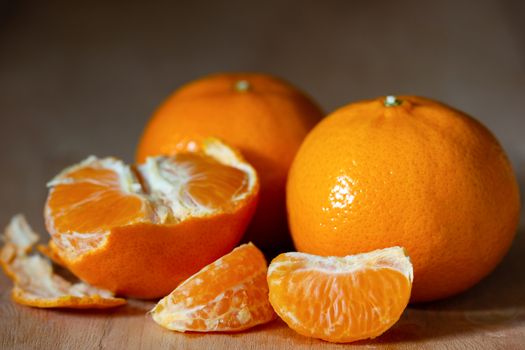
[136,73,324,256]
[287,96,521,302]
[48,194,258,299]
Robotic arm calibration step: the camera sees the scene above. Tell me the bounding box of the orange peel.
[0,215,126,308]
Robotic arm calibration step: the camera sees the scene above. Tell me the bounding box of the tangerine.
[287,96,520,302]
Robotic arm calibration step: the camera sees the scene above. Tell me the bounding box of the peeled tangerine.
[0,215,125,308]
[267,247,413,343]
[151,243,276,332]
[43,138,259,298]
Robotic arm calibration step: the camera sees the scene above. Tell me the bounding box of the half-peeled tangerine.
[43,138,259,298]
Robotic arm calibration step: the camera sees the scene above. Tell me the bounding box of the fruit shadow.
[178,318,284,340]
[179,318,337,349]
[237,148,295,258]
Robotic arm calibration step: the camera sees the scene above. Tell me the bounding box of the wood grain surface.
[1,0,524,349]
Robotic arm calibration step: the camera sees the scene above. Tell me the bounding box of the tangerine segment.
[45,156,150,256]
[267,247,413,343]
[0,215,126,309]
[44,139,259,298]
[151,243,276,332]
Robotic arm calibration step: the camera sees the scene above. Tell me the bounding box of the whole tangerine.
[136,73,324,256]
[286,95,520,302]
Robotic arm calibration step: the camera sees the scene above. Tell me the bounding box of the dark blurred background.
[0,0,523,233]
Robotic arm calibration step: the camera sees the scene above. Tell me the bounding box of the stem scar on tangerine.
[384,95,402,107]
[234,80,251,92]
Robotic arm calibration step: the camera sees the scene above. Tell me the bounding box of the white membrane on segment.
[137,139,257,222]
[47,156,143,195]
[267,247,413,282]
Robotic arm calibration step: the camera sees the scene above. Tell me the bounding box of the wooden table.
[1,0,524,348]
[1,231,524,349]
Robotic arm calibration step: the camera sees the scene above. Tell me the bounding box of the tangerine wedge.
[44,139,259,298]
[0,215,125,308]
[151,243,276,332]
[267,247,413,343]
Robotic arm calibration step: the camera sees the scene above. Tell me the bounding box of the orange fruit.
[44,139,259,299]
[151,243,275,332]
[287,96,521,302]
[267,246,413,343]
[136,73,323,256]
[1,215,125,308]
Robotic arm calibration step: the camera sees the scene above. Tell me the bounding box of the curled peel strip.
[0,215,126,309]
